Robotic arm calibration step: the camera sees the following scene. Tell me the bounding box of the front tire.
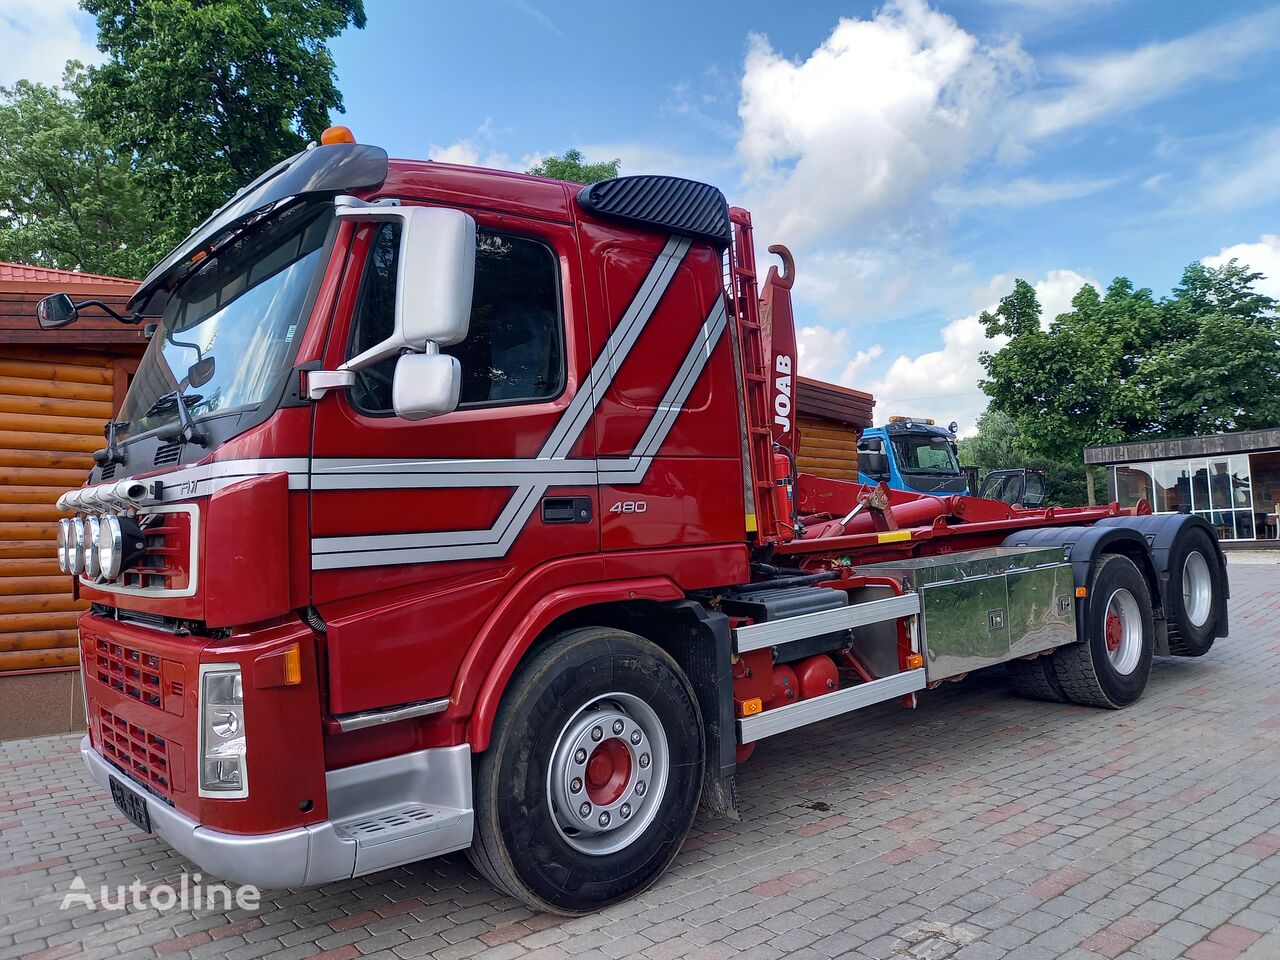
[468,627,704,914]
[1051,555,1154,708]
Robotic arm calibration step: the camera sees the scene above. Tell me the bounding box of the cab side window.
[346,222,564,414]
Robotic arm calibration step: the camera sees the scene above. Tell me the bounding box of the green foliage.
[958,408,1097,506]
[0,67,155,277]
[81,0,367,251]
[527,149,620,185]
[979,262,1280,467]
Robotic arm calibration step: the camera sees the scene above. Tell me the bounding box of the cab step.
[334,802,471,874]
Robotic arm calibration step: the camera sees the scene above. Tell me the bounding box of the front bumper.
[82,737,474,888]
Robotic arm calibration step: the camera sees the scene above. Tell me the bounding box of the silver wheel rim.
[1103,588,1143,675]
[1182,551,1212,628]
[546,691,669,856]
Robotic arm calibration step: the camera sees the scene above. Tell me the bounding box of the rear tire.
[1051,555,1154,709]
[1006,656,1066,702]
[468,627,704,915]
[1166,528,1223,657]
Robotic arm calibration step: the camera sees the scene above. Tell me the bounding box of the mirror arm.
[74,299,145,325]
[155,391,208,447]
[93,419,129,466]
[307,369,356,400]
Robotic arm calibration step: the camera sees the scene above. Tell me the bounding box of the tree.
[82,0,367,248]
[958,408,1097,507]
[978,261,1279,463]
[527,149,620,184]
[0,67,153,277]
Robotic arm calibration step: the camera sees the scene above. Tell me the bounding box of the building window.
[1114,456,1257,541]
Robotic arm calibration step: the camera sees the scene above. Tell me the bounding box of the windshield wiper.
[151,390,208,447]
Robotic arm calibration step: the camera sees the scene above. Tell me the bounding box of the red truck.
[40,132,1229,915]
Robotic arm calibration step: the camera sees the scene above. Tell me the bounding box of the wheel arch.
[1095,513,1229,639]
[464,585,734,775]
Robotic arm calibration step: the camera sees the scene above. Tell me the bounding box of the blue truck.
[856,417,971,495]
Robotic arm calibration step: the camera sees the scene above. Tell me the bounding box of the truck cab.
[856,417,969,495]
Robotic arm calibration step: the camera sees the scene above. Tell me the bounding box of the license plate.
[109,776,152,834]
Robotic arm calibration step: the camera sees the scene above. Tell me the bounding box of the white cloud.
[796,324,883,385]
[428,119,520,171]
[1191,125,1280,213]
[862,269,1098,432]
[1204,235,1280,301]
[0,0,100,87]
[1024,7,1280,138]
[576,142,734,185]
[934,176,1117,209]
[736,0,1028,247]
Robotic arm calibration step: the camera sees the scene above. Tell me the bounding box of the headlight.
[82,516,101,579]
[57,518,73,573]
[199,665,247,797]
[96,514,146,583]
[68,518,86,576]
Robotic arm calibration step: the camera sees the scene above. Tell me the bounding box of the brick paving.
[1,561,1278,960]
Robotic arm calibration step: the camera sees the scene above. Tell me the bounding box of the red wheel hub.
[1104,610,1122,652]
[585,738,631,806]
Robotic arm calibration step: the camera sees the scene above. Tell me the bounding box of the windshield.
[117,201,332,440]
[891,434,961,475]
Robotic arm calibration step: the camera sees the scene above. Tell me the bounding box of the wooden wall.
[0,346,124,671]
[797,414,860,482]
[793,377,874,483]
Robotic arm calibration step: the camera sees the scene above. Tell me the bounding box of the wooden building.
[794,376,875,482]
[0,262,144,739]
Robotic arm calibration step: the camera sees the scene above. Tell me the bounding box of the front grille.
[99,706,172,800]
[94,638,162,708]
[117,512,191,592]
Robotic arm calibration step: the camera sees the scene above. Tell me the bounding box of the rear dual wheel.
[469,627,704,915]
[1166,528,1224,657]
[1050,554,1154,709]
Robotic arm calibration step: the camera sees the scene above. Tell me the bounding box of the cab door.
[308,207,598,716]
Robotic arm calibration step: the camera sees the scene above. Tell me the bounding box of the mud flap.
[659,600,740,822]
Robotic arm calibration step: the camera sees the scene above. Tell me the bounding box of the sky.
[6,0,1280,432]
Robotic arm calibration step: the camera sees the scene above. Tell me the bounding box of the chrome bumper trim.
[80,736,474,888]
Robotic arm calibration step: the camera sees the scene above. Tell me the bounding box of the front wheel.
[468,627,704,914]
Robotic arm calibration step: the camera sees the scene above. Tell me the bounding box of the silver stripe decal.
[312,295,726,569]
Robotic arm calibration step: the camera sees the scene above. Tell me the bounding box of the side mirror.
[338,203,476,370]
[36,293,78,330]
[392,352,461,421]
[861,451,888,477]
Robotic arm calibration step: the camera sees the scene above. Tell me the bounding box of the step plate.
[736,668,927,744]
[335,802,472,876]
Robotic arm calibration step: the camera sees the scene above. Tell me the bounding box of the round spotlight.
[68,518,86,576]
[82,516,101,579]
[99,515,123,581]
[56,518,73,573]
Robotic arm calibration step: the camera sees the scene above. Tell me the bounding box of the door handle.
[541,496,592,524]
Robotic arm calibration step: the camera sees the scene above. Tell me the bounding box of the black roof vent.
[577,176,731,249]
